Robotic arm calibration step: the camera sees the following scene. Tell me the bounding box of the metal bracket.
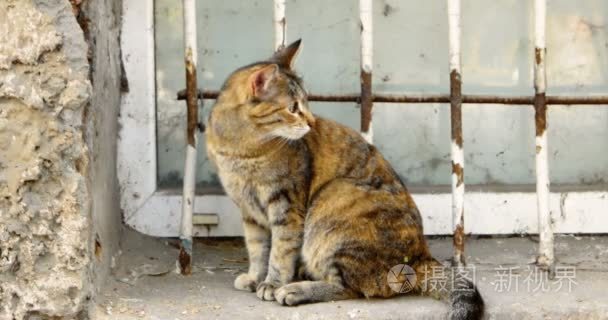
[193,213,219,226]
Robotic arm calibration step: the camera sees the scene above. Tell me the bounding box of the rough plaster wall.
[0,0,92,318]
[80,0,123,298]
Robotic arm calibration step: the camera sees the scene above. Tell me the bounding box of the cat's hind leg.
[275,280,356,306]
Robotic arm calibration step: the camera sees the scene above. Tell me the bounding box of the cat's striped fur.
[206,40,484,320]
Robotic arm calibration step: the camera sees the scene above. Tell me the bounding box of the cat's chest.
[213,152,287,183]
[213,154,294,227]
[213,152,287,200]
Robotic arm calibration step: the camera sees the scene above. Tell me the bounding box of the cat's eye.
[289,101,299,113]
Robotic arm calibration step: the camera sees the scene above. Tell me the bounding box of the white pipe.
[451,140,465,262]
[447,0,461,74]
[534,0,554,272]
[359,0,373,143]
[183,0,198,69]
[359,0,373,75]
[534,0,546,93]
[179,0,199,275]
[273,0,286,50]
[181,143,196,245]
[447,0,465,267]
[536,131,552,261]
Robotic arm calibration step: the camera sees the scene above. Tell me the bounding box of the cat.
[205,40,484,320]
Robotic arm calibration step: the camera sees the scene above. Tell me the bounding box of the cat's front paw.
[256,281,278,301]
[234,273,257,292]
[275,283,307,306]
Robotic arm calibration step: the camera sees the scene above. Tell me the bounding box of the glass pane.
[155,0,608,190]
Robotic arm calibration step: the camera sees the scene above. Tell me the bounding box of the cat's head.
[213,40,315,142]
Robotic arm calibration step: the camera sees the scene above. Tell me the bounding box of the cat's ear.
[250,64,279,99]
[271,39,302,69]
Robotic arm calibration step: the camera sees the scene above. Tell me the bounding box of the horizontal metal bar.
[176,89,608,105]
[545,96,608,105]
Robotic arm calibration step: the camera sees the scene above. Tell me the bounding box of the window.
[119,0,608,238]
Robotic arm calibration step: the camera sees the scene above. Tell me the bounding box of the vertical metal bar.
[359,0,373,143]
[179,0,199,275]
[448,0,465,267]
[274,0,286,50]
[534,0,555,277]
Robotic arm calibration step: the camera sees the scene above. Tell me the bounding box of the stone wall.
[0,0,122,318]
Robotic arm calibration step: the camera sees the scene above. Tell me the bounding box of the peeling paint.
[453,223,465,262]
[449,70,463,147]
[184,48,198,148]
[452,162,464,187]
[559,193,568,220]
[535,47,544,66]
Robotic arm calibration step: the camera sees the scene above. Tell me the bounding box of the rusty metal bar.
[448,0,466,268]
[546,96,608,105]
[178,0,200,276]
[534,0,555,278]
[177,89,608,105]
[359,0,373,143]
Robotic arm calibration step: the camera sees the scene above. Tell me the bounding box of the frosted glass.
[155,0,608,190]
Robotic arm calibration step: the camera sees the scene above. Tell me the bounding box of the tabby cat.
[205,40,484,320]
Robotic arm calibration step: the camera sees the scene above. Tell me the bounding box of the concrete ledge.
[96,232,608,319]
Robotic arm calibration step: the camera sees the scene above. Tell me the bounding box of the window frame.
[118,0,608,237]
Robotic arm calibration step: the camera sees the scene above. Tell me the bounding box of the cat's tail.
[414,258,484,320]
